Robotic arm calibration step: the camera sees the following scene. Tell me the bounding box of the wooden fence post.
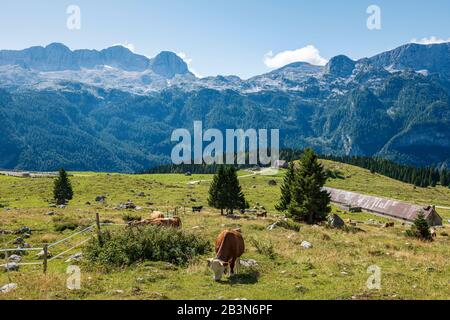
[43,244,48,274]
[96,212,102,245]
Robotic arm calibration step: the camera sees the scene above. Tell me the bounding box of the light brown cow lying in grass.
[129,217,182,228]
[150,211,165,220]
[208,229,245,281]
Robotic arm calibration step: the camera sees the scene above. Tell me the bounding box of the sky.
[0,0,449,79]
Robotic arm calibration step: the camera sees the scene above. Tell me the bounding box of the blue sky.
[0,0,449,78]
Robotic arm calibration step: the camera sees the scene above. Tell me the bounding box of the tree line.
[322,155,450,188]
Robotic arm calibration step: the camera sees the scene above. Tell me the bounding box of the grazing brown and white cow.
[208,230,245,281]
[130,217,182,228]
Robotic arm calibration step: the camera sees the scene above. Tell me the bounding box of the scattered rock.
[13,237,24,245]
[118,200,136,210]
[95,195,107,202]
[267,221,280,231]
[300,241,313,249]
[2,262,19,272]
[240,259,258,267]
[327,214,345,229]
[46,211,56,216]
[65,252,83,263]
[14,227,31,235]
[295,285,308,293]
[36,250,53,259]
[137,192,145,197]
[267,180,277,186]
[85,201,91,205]
[0,283,17,294]
[7,255,22,263]
[226,214,241,220]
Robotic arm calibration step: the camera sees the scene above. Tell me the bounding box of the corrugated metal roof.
[324,187,437,222]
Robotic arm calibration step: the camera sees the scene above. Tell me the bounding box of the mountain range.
[0,42,449,172]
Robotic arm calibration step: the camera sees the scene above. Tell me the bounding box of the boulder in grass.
[2,262,19,272]
[328,214,345,229]
[95,195,107,202]
[7,255,22,263]
[300,241,313,249]
[36,250,53,259]
[240,259,258,267]
[0,283,18,294]
[65,252,83,263]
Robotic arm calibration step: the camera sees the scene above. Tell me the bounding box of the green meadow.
[0,161,449,300]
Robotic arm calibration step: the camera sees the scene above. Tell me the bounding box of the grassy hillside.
[0,161,449,300]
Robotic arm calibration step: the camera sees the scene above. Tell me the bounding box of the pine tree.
[224,166,247,215]
[53,168,73,205]
[208,166,247,215]
[287,148,331,224]
[407,212,432,241]
[275,162,295,212]
[208,166,227,215]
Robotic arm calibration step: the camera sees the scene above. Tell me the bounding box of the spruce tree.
[287,148,331,224]
[275,162,295,212]
[224,166,247,215]
[53,168,73,205]
[208,166,227,215]
[208,166,247,215]
[408,212,432,241]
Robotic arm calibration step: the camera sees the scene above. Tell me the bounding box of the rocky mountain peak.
[325,55,356,78]
[149,51,190,78]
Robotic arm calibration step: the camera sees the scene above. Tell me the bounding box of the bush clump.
[53,216,80,232]
[84,226,211,267]
[121,212,142,223]
[275,220,301,232]
[250,237,277,260]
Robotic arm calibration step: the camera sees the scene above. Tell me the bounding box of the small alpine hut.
[324,187,443,226]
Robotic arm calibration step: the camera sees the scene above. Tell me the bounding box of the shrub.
[122,213,142,223]
[275,220,301,232]
[406,212,433,241]
[250,237,276,260]
[53,216,80,232]
[84,225,211,267]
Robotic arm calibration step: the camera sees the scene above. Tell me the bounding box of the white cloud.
[264,45,328,69]
[177,52,202,78]
[410,36,450,45]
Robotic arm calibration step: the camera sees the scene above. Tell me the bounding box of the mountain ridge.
[0,41,449,172]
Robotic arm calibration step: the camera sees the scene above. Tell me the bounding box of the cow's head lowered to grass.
[207,258,229,281]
